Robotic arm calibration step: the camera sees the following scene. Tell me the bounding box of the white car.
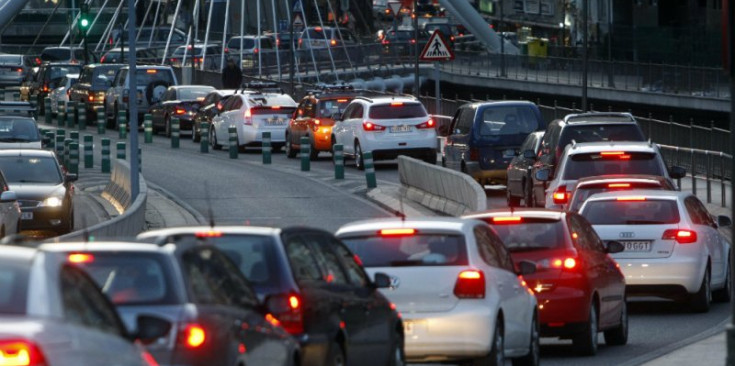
[578,190,732,312]
[210,89,297,152]
[333,96,437,170]
[49,73,79,115]
[336,217,539,365]
[0,116,43,149]
[536,141,685,210]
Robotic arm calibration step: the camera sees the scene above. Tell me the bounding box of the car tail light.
[267,294,304,335]
[243,108,252,125]
[362,121,386,131]
[179,324,206,348]
[67,253,94,263]
[410,39,416,44]
[491,216,522,224]
[552,186,569,204]
[66,89,71,97]
[34,57,41,65]
[416,119,435,129]
[176,108,186,115]
[253,48,259,54]
[616,196,646,201]
[468,147,479,161]
[454,270,485,299]
[662,229,697,244]
[390,102,404,106]
[608,183,631,188]
[87,93,94,102]
[42,84,48,92]
[141,350,159,366]
[195,230,222,238]
[15,68,22,73]
[0,340,47,366]
[379,228,416,236]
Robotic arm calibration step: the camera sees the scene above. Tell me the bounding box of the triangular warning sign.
[419,30,455,62]
[293,13,304,27]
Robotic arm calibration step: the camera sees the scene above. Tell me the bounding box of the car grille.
[17,200,40,208]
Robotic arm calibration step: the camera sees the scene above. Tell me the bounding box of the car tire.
[604,300,628,346]
[573,302,598,356]
[472,318,504,366]
[285,136,297,158]
[325,342,345,366]
[714,256,732,302]
[388,332,405,366]
[512,312,540,366]
[524,180,534,207]
[210,127,222,150]
[690,268,712,313]
[354,142,364,171]
[507,188,521,207]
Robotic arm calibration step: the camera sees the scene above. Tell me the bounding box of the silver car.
[0,245,168,366]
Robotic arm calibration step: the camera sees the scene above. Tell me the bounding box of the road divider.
[101,138,111,173]
[171,118,180,148]
[78,104,86,130]
[84,134,93,168]
[69,142,79,174]
[44,98,51,124]
[144,114,153,143]
[118,110,127,140]
[116,141,126,160]
[228,126,237,159]
[364,151,376,188]
[200,122,209,153]
[97,108,105,134]
[262,131,271,164]
[300,136,310,171]
[334,144,344,179]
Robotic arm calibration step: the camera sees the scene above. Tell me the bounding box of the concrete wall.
[398,156,486,216]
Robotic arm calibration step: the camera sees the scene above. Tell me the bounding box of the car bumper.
[534,287,590,337]
[464,162,508,185]
[239,125,287,145]
[362,132,436,157]
[618,256,705,295]
[312,127,334,151]
[20,207,69,233]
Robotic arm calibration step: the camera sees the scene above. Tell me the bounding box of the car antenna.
[204,181,215,228]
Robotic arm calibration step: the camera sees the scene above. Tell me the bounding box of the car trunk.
[594,224,678,259]
[364,267,461,313]
[250,107,296,130]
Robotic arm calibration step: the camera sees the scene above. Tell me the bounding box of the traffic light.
[79,4,90,31]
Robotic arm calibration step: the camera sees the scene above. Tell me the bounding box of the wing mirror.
[373,272,391,289]
[605,240,625,254]
[535,168,551,182]
[130,315,172,345]
[515,260,536,276]
[0,191,17,203]
[718,215,732,228]
[669,166,686,180]
[65,173,78,183]
[522,149,536,159]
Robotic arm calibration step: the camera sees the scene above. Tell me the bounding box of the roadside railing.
[658,145,732,207]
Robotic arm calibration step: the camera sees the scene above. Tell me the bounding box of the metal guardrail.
[658,144,731,208]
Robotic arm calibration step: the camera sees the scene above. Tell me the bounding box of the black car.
[506,131,545,207]
[138,226,404,366]
[68,63,125,123]
[192,90,233,142]
[49,241,300,366]
[149,85,215,136]
[0,149,76,235]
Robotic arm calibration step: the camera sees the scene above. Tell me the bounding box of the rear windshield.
[0,156,62,184]
[0,260,29,314]
[489,219,565,252]
[252,107,296,116]
[479,105,539,136]
[369,103,427,119]
[228,38,256,50]
[92,67,119,88]
[74,252,179,305]
[559,124,646,147]
[306,29,333,39]
[0,118,40,142]
[135,69,175,85]
[0,55,22,65]
[387,30,413,41]
[580,199,680,225]
[178,88,212,100]
[569,183,665,212]
[45,66,82,82]
[40,49,72,62]
[317,99,351,118]
[562,152,664,180]
[341,234,468,267]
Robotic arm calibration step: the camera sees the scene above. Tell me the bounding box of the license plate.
[390,125,411,133]
[622,241,652,252]
[266,118,285,125]
[21,212,32,220]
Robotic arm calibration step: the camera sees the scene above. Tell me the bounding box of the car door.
[685,196,726,284]
[0,171,18,234]
[334,102,356,155]
[149,89,168,128]
[507,133,536,196]
[445,107,475,172]
[345,103,365,154]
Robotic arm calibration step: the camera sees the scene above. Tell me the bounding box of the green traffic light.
[80,18,90,28]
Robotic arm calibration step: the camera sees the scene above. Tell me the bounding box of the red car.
[465,209,628,355]
[567,174,677,212]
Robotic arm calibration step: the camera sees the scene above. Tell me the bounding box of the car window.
[331,240,370,287]
[341,103,356,120]
[41,49,71,62]
[114,69,127,86]
[0,259,29,314]
[454,108,474,134]
[0,155,62,184]
[562,152,665,180]
[181,247,258,307]
[0,118,41,142]
[368,103,427,119]
[540,121,558,155]
[349,104,364,119]
[228,38,256,50]
[474,226,514,271]
[92,67,119,88]
[685,196,713,225]
[302,233,349,285]
[559,124,646,148]
[283,235,323,285]
[60,265,126,336]
[478,105,539,136]
[317,99,351,118]
[178,88,212,100]
[488,218,565,252]
[0,55,22,65]
[135,69,175,86]
[519,133,536,152]
[341,233,468,267]
[569,215,605,252]
[580,199,680,225]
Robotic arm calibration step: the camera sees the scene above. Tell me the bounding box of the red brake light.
[141,350,159,366]
[87,93,94,102]
[195,230,222,238]
[608,183,631,188]
[313,119,320,125]
[416,119,435,129]
[382,39,390,45]
[390,102,404,106]
[288,295,300,309]
[662,229,697,244]
[600,151,624,156]
[267,294,304,334]
[492,216,522,224]
[616,196,646,201]
[410,39,416,44]
[379,228,416,236]
[362,121,386,131]
[146,69,157,74]
[454,270,485,299]
[254,48,259,54]
[42,84,49,92]
[271,106,281,110]
[68,253,94,263]
[15,68,22,73]
[551,257,577,269]
[224,47,229,53]
[244,108,252,124]
[552,186,569,204]
[175,108,186,115]
[314,26,322,32]
[468,147,480,161]
[0,340,47,366]
[182,324,206,348]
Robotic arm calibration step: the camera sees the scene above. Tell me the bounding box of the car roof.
[561,112,637,125]
[584,189,687,202]
[564,141,657,155]
[575,174,669,186]
[38,241,170,254]
[170,85,215,90]
[467,100,538,109]
[335,217,478,237]
[0,149,55,157]
[0,245,37,262]
[361,96,420,104]
[137,226,282,240]
[464,208,565,221]
[84,63,125,68]
[236,93,297,106]
[121,65,172,70]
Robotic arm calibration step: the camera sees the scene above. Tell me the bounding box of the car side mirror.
[131,315,171,345]
[718,215,732,228]
[373,272,391,289]
[605,240,625,254]
[535,168,550,182]
[669,166,686,180]
[65,173,78,183]
[515,260,536,276]
[0,191,17,203]
[522,149,536,159]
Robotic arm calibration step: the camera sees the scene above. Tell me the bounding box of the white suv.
[210,89,297,151]
[104,65,178,129]
[333,96,437,169]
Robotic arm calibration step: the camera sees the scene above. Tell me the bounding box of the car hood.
[9,183,66,200]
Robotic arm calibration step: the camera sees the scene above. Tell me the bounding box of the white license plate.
[622,241,651,252]
[390,125,411,133]
[266,118,285,125]
[21,212,33,220]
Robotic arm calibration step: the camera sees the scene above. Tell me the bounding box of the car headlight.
[42,197,63,207]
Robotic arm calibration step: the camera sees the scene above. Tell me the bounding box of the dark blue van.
[443,101,545,186]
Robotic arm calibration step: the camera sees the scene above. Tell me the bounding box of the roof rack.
[563,112,636,124]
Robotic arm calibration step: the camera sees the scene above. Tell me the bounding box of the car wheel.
[325,342,345,366]
[472,318,503,366]
[285,135,297,158]
[354,141,364,170]
[512,312,539,366]
[524,180,534,207]
[573,302,598,356]
[690,268,712,313]
[507,187,521,207]
[714,256,732,302]
[210,127,222,150]
[388,332,405,366]
[604,300,628,346]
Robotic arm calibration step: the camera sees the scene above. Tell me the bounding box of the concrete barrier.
[398,156,486,216]
[52,159,148,241]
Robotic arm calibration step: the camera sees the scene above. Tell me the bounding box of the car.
[297,26,362,62]
[210,86,297,152]
[191,89,237,142]
[100,47,158,64]
[28,63,83,113]
[35,46,93,65]
[423,22,456,44]
[68,63,125,122]
[285,86,357,159]
[0,115,43,149]
[464,209,628,355]
[48,73,79,115]
[506,131,545,207]
[335,217,539,365]
[373,0,393,21]
[226,36,276,68]
[332,96,437,170]
[168,44,224,70]
[533,112,647,192]
[104,65,178,128]
[533,141,686,209]
[0,53,29,87]
[263,31,296,50]
[567,174,677,212]
[43,241,300,366]
[0,245,168,366]
[0,149,76,235]
[137,226,403,366]
[149,85,215,136]
[0,166,20,237]
[578,190,733,312]
[110,26,188,52]
[443,101,546,185]
[379,27,426,57]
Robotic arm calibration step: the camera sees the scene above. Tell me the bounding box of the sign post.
[419,30,454,117]
[387,1,402,61]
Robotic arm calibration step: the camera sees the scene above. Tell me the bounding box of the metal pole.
[728,2,735,364]
[607,0,614,87]
[220,0,231,72]
[270,0,282,80]
[128,0,139,199]
[257,0,262,77]
[289,4,296,95]
[413,0,419,97]
[162,0,184,64]
[499,1,505,77]
[581,0,589,112]
[434,62,440,115]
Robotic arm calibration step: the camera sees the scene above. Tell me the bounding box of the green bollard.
[364,151,377,188]
[44,98,51,124]
[116,141,126,160]
[83,135,93,168]
[228,125,238,159]
[57,102,65,127]
[262,132,271,164]
[300,136,310,171]
[200,122,209,153]
[45,131,55,150]
[55,129,65,158]
[117,110,127,140]
[171,118,180,148]
[78,104,87,130]
[97,108,106,135]
[69,142,79,175]
[63,138,71,167]
[69,131,79,144]
[333,144,344,179]
[66,101,76,128]
[144,114,153,143]
[101,138,110,173]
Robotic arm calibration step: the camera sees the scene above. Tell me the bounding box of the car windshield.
[569,183,666,212]
[41,49,72,62]
[0,260,29,314]
[178,88,212,100]
[562,152,664,180]
[479,105,539,136]
[488,219,565,252]
[368,103,427,119]
[341,234,468,267]
[0,156,62,184]
[228,38,256,50]
[92,67,119,88]
[0,55,22,65]
[317,99,351,118]
[47,66,82,82]
[135,69,174,85]
[73,252,179,305]
[559,124,646,147]
[581,199,680,225]
[0,118,40,142]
